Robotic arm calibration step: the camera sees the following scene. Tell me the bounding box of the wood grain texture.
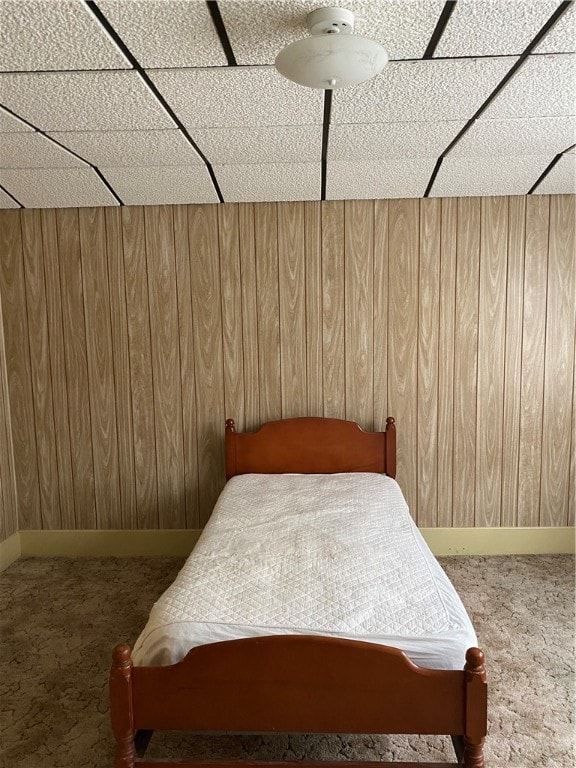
[540,195,575,526]
[437,198,458,528]
[388,199,419,519]
[321,201,345,418]
[451,197,479,529]
[0,210,40,529]
[21,210,61,530]
[476,196,508,527]
[278,202,307,419]
[501,196,526,527]
[173,205,200,529]
[238,203,260,430]
[518,196,549,527]
[0,196,574,532]
[144,206,186,530]
[41,209,76,530]
[417,199,441,527]
[304,201,323,416]
[56,208,96,529]
[79,207,121,530]
[188,204,225,525]
[254,203,281,424]
[219,204,246,431]
[122,206,158,529]
[106,207,137,530]
[344,199,374,426]
[373,200,389,432]
[0,288,17,541]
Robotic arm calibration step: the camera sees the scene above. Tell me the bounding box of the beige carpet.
[1,555,574,768]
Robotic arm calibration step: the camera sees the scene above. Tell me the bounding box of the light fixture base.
[307,7,355,36]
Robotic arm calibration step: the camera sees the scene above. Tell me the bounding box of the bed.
[110,416,487,768]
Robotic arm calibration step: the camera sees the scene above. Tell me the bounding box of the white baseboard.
[1,526,573,570]
[420,526,575,556]
[0,531,21,571]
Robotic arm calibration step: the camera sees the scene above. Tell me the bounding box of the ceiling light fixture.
[274,6,388,90]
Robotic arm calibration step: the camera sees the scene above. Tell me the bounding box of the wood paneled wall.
[0,286,17,543]
[0,195,574,534]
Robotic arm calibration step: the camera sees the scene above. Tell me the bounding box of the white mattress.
[133,473,477,670]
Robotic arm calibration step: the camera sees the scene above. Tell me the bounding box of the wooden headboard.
[225,416,396,480]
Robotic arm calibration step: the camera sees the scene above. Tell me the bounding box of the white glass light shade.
[275,33,388,89]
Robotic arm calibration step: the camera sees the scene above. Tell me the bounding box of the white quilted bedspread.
[133,473,477,669]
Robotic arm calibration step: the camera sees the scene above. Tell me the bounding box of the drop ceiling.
[0,0,574,209]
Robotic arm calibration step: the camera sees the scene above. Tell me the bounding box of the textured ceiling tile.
[0,188,20,208]
[192,125,322,164]
[536,1,576,53]
[0,0,129,71]
[0,71,175,131]
[100,166,219,205]
[533,153,576,194]
[97,0,227,67]
[219,0,445,64]
[46,130,203,167]
[149,67,323,128]
[434,0,560,58]
[331,58,516,124]
[482,54,576,119]
[0,107,33,132]
[0,168,119,208]
[450,117,576,157]
[430,155,552,197]
[0,133,87,168]
[326,158,437,199]
[214,163,320,202]
[328,120,466,161]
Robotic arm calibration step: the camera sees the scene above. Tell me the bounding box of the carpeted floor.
[0,555,574,768]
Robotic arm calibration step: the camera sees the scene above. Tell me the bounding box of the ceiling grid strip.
[424,0,574,197]
[84,0,225,203]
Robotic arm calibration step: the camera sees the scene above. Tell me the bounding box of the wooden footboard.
[110,636,487,768]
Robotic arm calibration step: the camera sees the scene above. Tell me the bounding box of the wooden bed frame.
[110,417,487,768]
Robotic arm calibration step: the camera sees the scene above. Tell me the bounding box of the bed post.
[225,418,237,480]
[463,647,488,768]
[385,417,396,479]
[110,644,136,768]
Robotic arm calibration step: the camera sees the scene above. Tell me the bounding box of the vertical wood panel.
[106,207,137,530]
[122,206,158,528]
[254,203,281,423]
[0,210,40,529]
[322,201,345,418]
[501,197,526,527]
[0,288,17,541]
[437,198,458,527]
[476,196,508,526]
[145,206,186,529]
[518,196,549,527]
[541,195,576,526]
[188,204,225,525]
[451,197,480,528]
[79,207,120,529]
[41,209,76,530]
[219,204,246,430]
[417,199,441,527]
[21,210,61,530]
[174,205,200,529]
[278,202,307,418]
[344,200,374,427]
[0,196,573,533]
[305,201,323,416]
[56,208,95,529]
[388,199,419,519]
[373,200,389,430]
[238,203,260,430]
